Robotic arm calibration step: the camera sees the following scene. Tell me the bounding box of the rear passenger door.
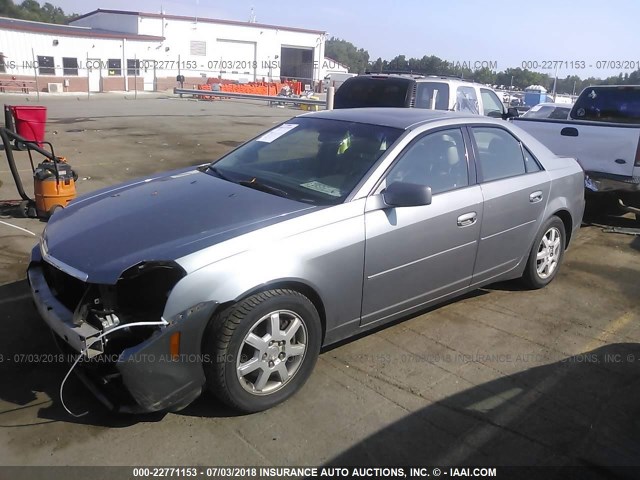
[470,126,550,285]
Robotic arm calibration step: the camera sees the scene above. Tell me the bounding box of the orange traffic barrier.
[201,81,310,98]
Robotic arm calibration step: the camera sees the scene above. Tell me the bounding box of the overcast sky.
[47,0,640,78]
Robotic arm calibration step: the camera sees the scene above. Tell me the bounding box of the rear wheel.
[522,216,566,289]
[18,200,30,218]
[204,289,321,413]
[47,204,62,217]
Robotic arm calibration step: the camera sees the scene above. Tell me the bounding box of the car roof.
[416,76,481,86]
[302,107,494,129]
[582,85,640,89]
[356,73,486,86]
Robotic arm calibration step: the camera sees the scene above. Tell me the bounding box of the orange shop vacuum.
[1,105,77,219]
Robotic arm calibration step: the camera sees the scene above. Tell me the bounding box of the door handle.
[457,212,477,227]
[529,191,543,203]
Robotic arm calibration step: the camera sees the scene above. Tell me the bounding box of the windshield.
[208,117,403,205]
[334,77,412,108]
[572,86,640,123]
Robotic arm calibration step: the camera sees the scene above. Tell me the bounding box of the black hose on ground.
[0,127,31,202]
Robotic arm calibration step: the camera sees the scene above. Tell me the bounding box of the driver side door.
[361,127,483,327]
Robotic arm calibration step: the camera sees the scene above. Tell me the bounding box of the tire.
[18,200,30,218]
[203,289,321,413]
[522,216,566,289]
[47,204,62,218]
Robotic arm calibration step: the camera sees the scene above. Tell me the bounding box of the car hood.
[42,168,316,284]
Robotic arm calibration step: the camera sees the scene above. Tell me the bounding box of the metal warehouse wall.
[0,12,328,93]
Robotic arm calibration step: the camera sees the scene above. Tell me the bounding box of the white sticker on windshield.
[301,181,341,197]
[256,123,298,143]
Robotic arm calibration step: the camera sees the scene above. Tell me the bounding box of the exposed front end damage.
[28,245,217,413]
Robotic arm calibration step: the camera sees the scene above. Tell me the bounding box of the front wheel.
[522,216,566,289]
[204,289,321,413]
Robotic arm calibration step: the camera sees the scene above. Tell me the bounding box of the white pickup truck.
[512,85,640,218]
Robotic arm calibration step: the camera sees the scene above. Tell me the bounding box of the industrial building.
[0,9,336,93]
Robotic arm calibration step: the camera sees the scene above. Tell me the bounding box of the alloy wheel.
[536,227,562,279]
[236,310,308,395]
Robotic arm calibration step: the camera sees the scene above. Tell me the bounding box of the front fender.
[164,200,367,337]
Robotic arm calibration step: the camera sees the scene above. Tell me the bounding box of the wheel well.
[221,281,327,343]
[553,209,573,248]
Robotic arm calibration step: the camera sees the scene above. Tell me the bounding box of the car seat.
[427,139,466,193]
[485,136,522,180]
[339,136,383,180]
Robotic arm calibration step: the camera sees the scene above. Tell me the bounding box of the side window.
[523,146,542,173]
[415,82,450,110]
[62,57,78,76]
[386,129,469,195]
[454,86,479,114]
[480,89,504,118]
[549,107,571,119]
[108,59,122,76]
[37,56,55,75]
[472,127,526,182]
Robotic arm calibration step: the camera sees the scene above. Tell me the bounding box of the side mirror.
[503,107,520,119]
[383,182,432,207]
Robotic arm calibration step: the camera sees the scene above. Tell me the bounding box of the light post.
[552,63,559,102]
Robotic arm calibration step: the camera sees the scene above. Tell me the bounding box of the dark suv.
[334,73,517,119]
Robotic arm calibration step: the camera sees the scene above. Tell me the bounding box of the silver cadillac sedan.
[28,108,585,414]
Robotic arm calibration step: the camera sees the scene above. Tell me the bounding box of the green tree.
[0,0,76,24]
[324,37,370,74]
[388,55,408,71]
[370,57,384,73]
[0,0,19,18]
[473,67,496,85]
[325,35,640,91]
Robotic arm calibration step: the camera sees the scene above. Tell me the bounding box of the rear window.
[523,105,571,119]
[334,77,411,109]
[572,87,640,123]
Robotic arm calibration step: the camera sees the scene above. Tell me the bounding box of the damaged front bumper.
[27,246,218,414]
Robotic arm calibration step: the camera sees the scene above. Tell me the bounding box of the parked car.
[334,73,518,119]
[29,108,584,414]
[513,85,640,218]
[520,102,573,120]
[322,72,357,91]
